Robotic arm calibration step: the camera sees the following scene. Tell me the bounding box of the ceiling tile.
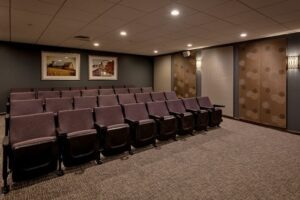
[102,5,145,21]
[64,0,115,14]
[225,11,269,25]
[177,12,217,26]
[120,0,171,12]
[56,7,99,22]
[205,0,251,18]
[89,15,129,29]
[257,0,300,17]
[11,0,63,15]
[239,0,286,8]
[11,10,52,43]
[174,0,230,11]
[38,18,86,45]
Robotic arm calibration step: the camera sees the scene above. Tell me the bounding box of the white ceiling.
[0,0,300,55]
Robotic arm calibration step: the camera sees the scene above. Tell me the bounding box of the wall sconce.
[288,56,299,69]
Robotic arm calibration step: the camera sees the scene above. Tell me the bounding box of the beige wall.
[154,55,172,92]
[201,46,234,117]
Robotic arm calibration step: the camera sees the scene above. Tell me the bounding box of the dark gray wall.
[0,42,153,112]
[287,33,300,133]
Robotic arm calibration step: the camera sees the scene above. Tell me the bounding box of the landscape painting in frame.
[41,52,80,80]
[89,56,118,80]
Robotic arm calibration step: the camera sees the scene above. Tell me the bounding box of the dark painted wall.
[0,42,153,112]
[287,33,300,132]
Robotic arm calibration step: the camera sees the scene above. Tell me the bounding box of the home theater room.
[0,0,300,199]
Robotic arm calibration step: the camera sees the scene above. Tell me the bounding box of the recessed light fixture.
[171,9,180,16]
[240,33,247,38]
[93,42,100,47]
[120,31,127,36]
[187,43,193,47]
[154,50,158,54]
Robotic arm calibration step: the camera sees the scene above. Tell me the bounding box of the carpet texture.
[0,117,300,200]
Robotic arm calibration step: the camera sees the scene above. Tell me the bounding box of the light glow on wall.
[288,56,299,69]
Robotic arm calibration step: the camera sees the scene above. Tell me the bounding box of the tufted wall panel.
[238,39,287,128]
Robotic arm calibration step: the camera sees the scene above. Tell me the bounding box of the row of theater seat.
[2,94,224,194]
[8,87,152,102]
[9,85,141,93]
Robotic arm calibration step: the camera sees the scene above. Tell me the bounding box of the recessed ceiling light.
[93,42,100,47]
[187,44,193,47]
[154,50,158,54]
[240,33,247,38]
[171,9,180,16]
[120,31,127,36]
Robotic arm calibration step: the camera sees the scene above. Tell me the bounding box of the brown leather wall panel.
[172,52,196,98]
[239,39,287,128]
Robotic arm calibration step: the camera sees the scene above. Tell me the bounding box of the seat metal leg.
[2,147,9,194]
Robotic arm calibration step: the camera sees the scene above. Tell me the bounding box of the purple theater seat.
[182,98,208,131]
[10,92,36,101]
[94,105,131,155]
[2,112,58,185]
[166,100,194,135]
[53,87,70,91]
[100,85,112,89]
[57,108,100,166]
[118,94,136,105]
[98,95,118,107]
[147,101,177,140]
[10,88,32,93]
[99,88,114,95]
[123,103,156,147]
[128,88,141,93]
[141,87,153,93]
[197,97,224,127]
[135,93,152,103]
[37,91,60,102]
[61,90,81,98]
[71,87,86,90]
[45,97,73,115]
[114,88,129,94]
[10,99,44,116]
[35,88,52,91]
[151,92,166,101]
[113,85,125,88]
[164,91,178,100]
[81,89,99,96]
[74,96,97,110]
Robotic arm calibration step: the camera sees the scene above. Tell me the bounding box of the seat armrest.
[56,128,67,138]
[200,106,213,110]
[213,104,225,108]
[169,111,184,117]
[2,136,9,148]
[149,114,164,121]
[186,109,199,114]
[125,118,139,126]
[94,123,107,132]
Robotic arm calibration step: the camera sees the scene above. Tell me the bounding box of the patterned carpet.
[0,117,300,200]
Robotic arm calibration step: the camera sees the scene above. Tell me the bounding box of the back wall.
[0,42,153,112]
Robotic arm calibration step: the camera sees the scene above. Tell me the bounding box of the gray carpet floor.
[0,116,300,200]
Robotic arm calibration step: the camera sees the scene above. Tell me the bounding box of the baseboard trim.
[223,115,300,136]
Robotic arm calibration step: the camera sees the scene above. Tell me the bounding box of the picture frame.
[88,56,118,80]
[41,52,80,80]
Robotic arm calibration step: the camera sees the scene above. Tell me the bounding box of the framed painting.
[41,52,80,80]
[89,56,118,80]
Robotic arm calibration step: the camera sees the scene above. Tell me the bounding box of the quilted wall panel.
[172,52,196,98]
[239,39,287,128]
